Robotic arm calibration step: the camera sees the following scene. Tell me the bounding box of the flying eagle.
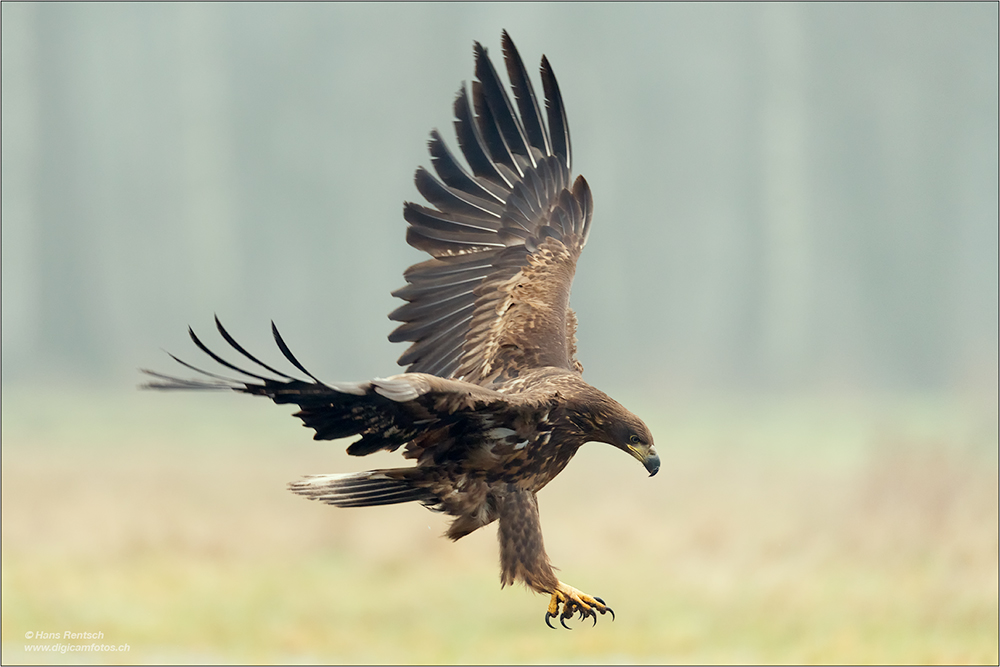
[144,31,659,629]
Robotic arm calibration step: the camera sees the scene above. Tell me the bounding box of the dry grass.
[2,386,997,663]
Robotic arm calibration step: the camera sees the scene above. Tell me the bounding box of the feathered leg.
[496,485,613,628]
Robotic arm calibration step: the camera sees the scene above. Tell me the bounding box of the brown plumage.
[143,31,658,628]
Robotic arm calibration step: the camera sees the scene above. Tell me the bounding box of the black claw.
[591,596,615,621]
[560,615,572,630]
[545,612,556,629]
[590,612,597,627]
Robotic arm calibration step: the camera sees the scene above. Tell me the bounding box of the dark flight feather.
[427,129,506,204]
[453,86,511,188]
[474,41,533,167]
[270,321,321,383]
[414,167,503,221]
[214,314,296,380]
[502,30,550,159]
[471,78,521,179]
[187,326,273,382]
[541,56,571,171]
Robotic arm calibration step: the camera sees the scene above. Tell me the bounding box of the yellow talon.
[544,582,613,629]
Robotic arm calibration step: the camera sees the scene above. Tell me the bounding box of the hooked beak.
[628,445,660,477]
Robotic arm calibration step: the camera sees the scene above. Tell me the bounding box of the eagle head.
[597,408,659,477]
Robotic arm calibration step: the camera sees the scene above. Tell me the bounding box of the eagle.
[144,31,659,629]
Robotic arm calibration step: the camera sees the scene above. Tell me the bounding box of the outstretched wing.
[389,31,594,385]
[142,317,505,456]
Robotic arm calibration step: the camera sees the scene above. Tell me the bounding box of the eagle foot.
[544,582,614,629]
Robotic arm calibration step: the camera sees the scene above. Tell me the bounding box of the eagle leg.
[544,582,614,629]
[496,486,613,629]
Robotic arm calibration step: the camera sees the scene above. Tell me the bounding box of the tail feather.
[288,470,433,508]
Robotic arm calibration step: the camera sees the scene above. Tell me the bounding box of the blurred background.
[2,3,997,663]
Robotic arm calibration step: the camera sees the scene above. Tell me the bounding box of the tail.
[288,469,434,508]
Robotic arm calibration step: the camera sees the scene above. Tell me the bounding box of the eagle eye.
[629,434,641,445]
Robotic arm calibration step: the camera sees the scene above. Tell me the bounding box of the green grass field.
[2,386,997,663]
